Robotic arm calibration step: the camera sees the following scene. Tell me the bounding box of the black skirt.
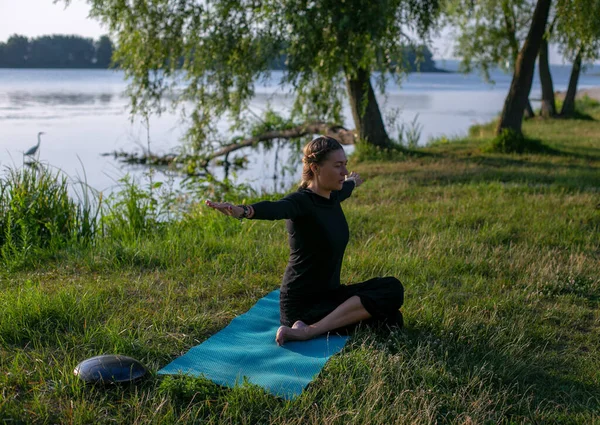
[280,276,404,329]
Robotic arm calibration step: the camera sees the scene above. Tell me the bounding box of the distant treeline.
[0,34,443,72]
[0,35,114,68]
[270,45,444,72]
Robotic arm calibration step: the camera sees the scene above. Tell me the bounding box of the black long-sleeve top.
[250,181,355,306]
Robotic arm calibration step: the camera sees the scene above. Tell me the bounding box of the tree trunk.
[524,100,535,118]
[561,49,582,116]
[503,4,534,120]
[345,67,390,147]
[539,37,556,118]
[496,0,551,135]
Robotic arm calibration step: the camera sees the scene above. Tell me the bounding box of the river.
[1,61,599,195]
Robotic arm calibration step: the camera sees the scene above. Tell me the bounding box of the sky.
[0,0,571,64]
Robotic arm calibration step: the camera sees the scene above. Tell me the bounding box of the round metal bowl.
[74,355,148,384]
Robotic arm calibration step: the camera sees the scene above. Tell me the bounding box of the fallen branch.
[203,121,355,164]
[102,121,356,173]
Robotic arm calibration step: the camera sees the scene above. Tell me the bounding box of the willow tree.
[444,0,537,118]
[538,0,600,118]
[554,0,600,116]
[65,0,440,151]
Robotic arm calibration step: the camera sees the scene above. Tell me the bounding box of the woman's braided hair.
[300,136,343,189]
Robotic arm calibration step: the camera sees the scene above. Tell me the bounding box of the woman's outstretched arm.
[205,200,252,219]
[336,171,364,202]
[206,192,307,221]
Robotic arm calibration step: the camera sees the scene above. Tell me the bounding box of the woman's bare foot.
[292,320,308,330]
[275,325,312,346]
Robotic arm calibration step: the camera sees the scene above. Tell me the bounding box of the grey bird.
[24,132,45,157]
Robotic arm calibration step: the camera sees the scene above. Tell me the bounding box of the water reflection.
[7,91,117,107]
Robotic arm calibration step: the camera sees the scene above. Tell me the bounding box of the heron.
[24,132,45,157]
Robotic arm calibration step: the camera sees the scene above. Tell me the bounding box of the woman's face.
[314,149,348,191]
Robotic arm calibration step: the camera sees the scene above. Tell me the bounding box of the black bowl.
[74,355,148,384]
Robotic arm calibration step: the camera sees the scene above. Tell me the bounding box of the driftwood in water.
[101,151,178,166]
[102,121,355,171]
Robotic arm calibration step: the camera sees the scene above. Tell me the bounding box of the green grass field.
[1,103,599,424]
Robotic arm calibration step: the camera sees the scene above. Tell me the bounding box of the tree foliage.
[444,0,538,118]
[278,0,439,121]
[555,0,600,63]
[445,0,535,81]
[64,0,441,151]
[553,0,600,116]
[446,0,600,92]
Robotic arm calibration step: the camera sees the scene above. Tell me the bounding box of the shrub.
[485,129,546,154]
[576,95,600,111]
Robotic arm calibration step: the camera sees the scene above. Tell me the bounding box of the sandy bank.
[555,87,600,101]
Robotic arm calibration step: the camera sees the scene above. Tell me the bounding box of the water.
[1,61,599,195]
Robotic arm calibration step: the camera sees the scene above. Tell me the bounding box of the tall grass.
[100,175,162,242]
[0,162,258,271]
[0,164,100,269]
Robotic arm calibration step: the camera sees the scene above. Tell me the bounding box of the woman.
[206,136,404,345]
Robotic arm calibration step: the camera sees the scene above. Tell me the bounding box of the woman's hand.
[205,200,244,218]
[346,171,364,188]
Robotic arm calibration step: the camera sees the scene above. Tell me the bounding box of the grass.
[0,164,99,270]
[1,100,599,423]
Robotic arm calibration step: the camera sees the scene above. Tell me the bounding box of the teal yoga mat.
[158,289,349,400]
